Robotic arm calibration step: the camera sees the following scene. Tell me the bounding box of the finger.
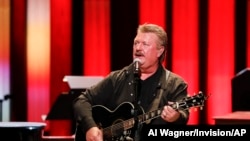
[161,110,166,118]
[167,105,176,113]
[168,101,174,105]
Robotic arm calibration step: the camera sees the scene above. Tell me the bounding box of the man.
[73,23,189,141]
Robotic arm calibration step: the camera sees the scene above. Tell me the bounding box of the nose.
[134,43,142,50]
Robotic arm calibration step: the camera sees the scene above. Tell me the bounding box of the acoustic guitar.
[75,91,208,141]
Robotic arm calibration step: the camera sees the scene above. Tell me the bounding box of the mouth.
[134,52,143,58]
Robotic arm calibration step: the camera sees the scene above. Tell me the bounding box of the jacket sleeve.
[73,73,116,134]
[154,71,189,125]
[166,72,189,124]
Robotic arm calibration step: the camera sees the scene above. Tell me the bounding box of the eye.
[133,41,139,46]
[142,42,150,47]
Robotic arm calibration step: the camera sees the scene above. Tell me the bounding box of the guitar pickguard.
[92,102,143,140]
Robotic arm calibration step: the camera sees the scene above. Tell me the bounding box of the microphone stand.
[132,64,141,141]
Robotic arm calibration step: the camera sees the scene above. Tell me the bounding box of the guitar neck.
[123,97,203,129]
[138,108,162,124]
[122,108,163,130]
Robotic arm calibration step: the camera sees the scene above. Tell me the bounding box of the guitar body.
[75,102,143,141]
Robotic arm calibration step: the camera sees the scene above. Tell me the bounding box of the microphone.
[133,58,141,75]
[125,136,133,141]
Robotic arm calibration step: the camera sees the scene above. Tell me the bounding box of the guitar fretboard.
[121,108,162,130]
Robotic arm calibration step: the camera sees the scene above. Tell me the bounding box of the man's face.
[133,32,164,69]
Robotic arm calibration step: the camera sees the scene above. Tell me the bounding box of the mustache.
[135,51,144,56]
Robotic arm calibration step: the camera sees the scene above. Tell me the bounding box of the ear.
[157,47,164,57]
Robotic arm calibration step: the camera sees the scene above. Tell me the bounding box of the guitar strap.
[145,69,170,124]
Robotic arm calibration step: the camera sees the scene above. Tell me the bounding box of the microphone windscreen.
[133,58,141,63]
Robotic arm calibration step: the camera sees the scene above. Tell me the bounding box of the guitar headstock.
[172,91,209,111]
